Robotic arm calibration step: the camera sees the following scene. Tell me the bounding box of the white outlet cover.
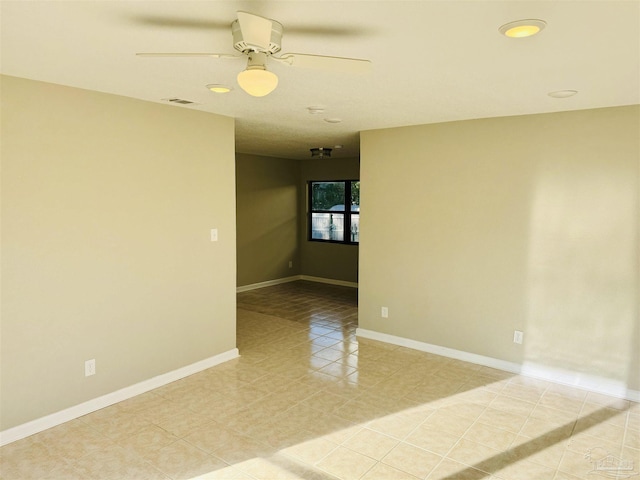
[381,307,389,318]
[85,359,96,376]
[210,229,218,242]
[513,330,524,344]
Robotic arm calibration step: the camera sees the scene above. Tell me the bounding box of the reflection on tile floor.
[1,281,638,479]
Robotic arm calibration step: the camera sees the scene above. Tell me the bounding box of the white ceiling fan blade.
[273,53,371,74]
[236,11,273,51]
[136,53,240,58]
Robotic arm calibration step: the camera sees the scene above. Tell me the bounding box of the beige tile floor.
[1,280,638,479]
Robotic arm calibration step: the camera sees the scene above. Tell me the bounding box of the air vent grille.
[164,98,196,105]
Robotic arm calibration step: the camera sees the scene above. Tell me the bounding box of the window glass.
[351,181,360,212]
[309,180,359,244]
[350,213,359,242]
[311,182,345,211]
[311,213,344,241]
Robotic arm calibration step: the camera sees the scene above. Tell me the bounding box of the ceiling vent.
[164,98,196,105]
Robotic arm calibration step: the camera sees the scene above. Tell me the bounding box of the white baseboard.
[237,275,358,292]
[0,348,239,447]
[518,362,639,402]
[236,276,301,293]
[300,275,358,289]
[356,328,640,402]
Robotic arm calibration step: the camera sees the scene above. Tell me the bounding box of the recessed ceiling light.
[307,106,325,114]
[334,145,343,149]
[324,118,342,124]
[548,90,578,98]
[206,84,232,93]
[499,19,546,38]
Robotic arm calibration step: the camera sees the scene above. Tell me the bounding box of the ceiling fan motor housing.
[232,19,283,54]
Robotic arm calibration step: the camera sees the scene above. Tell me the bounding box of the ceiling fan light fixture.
[237,52,279,97]
[499,19,546,38]
[237,67,278,97]
[311,147,332,158]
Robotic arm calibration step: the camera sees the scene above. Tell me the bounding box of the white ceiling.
[2,1,638,160]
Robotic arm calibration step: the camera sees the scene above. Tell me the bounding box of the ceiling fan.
[137,11,372,97]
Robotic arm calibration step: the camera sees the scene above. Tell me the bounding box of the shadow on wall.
[237,216,298,285]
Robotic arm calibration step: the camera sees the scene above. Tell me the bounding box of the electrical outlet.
[513,330,524,345]
[85,359,96,377]
[381,306,389,318]
[210,228,218,242]
[288,260,293,268]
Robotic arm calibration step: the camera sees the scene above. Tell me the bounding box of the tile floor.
[1,280,638,479]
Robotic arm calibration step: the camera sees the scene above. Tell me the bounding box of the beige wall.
[1,76,237,429]
[360,106,639,390]
[300,158,360,283]
[236,154,300,286]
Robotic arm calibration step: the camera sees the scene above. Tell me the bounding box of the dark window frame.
[308,180,359,245]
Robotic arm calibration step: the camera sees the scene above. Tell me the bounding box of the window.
[309,180,360,244]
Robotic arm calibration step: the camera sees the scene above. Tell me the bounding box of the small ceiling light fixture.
[310,147,332,158]
[237,52,278,97]
[324,118,342,124]
[548,89,578,98]
[307,106,325,115]
[499,19,547,38]
[206,84,232,93]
